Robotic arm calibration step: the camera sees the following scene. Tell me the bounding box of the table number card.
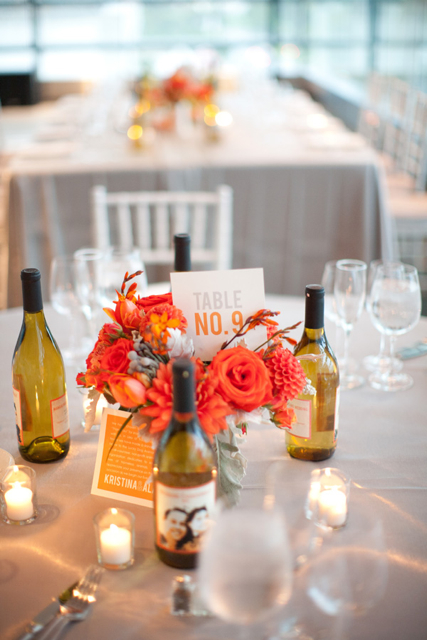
[171,268,267,361]
[91,408,154,508]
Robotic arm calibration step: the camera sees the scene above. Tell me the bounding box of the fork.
[36,565,103,640]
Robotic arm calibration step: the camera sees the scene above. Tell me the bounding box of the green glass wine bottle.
[153,358,217,569]
[12,268,70,462]
[286,285,340,461]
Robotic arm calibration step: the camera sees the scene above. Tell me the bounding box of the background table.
[1,89,395,308]
[0,294,426,640]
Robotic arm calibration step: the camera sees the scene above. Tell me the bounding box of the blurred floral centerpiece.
[135,68,216,132]
[77,272,307,501]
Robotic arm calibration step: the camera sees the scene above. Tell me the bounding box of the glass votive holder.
[314,468,351,529]
[93,508,135,570]
[305,469,321,520]
[0,465,38,525]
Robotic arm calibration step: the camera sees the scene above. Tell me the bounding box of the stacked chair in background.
[358,74,427,311]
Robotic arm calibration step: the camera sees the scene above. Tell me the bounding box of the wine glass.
[321,260,347,365]
[198,507,293,631]
[307,493,388,636]
[73,248,106,343]
[49,255,84,365]
[334,259,367,390]
[364,260,404,374]
[101,246,147,308]
[368,263,421,391]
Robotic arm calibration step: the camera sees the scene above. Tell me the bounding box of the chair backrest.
[91,184,233,271]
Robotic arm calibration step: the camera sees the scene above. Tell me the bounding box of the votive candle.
[100,524,132,566]
[5,482,34,521]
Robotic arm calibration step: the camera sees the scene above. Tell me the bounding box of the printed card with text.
[91,408,154,508]
[171,268,267,361]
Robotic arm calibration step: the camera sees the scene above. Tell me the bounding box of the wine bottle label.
[287,398,312,439]
[13,387,24,446]
[50,393,70,438]
[334,387,340,442]
[155,480,216,554]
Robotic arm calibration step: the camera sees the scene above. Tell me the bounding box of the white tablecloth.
[0,294,426,640]
[1,90,394,308]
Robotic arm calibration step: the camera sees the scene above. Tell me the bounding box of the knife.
[17,581,78,640]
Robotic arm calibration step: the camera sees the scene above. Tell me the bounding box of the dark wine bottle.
[286,285,340,461]
[153,359,217,569]
[12,268,70,462]
[174,233,192,272]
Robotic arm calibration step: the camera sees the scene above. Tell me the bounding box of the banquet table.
[0,294,426,640]
[1,88,394,308]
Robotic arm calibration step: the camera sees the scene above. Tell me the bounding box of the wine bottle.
[286,285,339,461]
[12,268,70,463]
[153,358,217,569]
[174,233,192,272]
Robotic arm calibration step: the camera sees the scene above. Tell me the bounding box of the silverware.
[17,581,78,640]
[32,565,103,640]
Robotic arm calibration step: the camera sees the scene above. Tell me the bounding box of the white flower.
[166,328,195,358]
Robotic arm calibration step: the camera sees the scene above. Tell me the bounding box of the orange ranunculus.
[136,292,173,314]
[110,374,147,408]
[209,346,273,413]
[99,337,133,375]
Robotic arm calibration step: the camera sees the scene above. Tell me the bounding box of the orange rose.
[110,374,146,408]
[99,338,133,374]
[209,346,273,412]
[136,292,173,314]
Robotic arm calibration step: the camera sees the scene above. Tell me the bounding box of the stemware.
[101,246,147,308]
[49,255,84,365]
[363,260,404,374]
[368,263,421,391]
[307,493,388,637]
[198,507,293,631]
[334,259,367,390]
[321,260,346,364]
[73,248,106,343]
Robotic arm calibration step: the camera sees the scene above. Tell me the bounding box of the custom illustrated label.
[13,387,23,445]
[287,398,312,439]
[155,480,216,554]
[50,393,70,438]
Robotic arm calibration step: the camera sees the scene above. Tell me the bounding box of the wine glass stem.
[387,334,397,378]
[342,325,352,379]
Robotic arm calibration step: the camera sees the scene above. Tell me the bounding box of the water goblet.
[198,507,293,634]
[73,248,106,343]
[306,493,388,637]
[363,260,404,374]
[368,263,421,391]
[101,246,147,308]
[321,260,347,364]
[49,255,84,365]
[334,259,367,390]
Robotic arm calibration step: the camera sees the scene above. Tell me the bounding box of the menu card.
[171,268,267,361]
[91,408,154,508]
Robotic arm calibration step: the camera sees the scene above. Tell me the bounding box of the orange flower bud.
[110,374,147,408]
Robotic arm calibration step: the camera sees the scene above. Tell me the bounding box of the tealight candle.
[5,482,34,521]
[0,465,38,525]
[318,487,348,528]
[100,524,132,565]
[94,508,135,570]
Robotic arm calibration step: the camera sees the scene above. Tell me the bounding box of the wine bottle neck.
[304,326,326,342]
[22,279,43,314]
[174,234,191,272]
[304,296,324,330]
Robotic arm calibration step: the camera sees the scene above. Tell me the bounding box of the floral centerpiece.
[77,272,307,502]
[137,68,216,131]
